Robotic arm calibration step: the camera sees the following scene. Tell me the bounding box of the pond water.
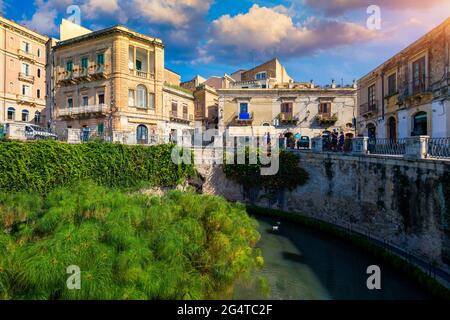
[234,215,431,300]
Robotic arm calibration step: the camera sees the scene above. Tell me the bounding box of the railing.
[368,138,407,156]
[427,138,450,159]
[58,104,108,117]
[230,79,269,88]
[16,94,35,104]
[18,72,35,83]
[17,49,35,61]
[359,101,378,116]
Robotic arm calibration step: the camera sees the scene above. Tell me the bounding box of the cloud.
[20,0,59,35]
[303,0,450,16]
[203,4,379,63]
[133,0,213,27]
[81,0,120,20]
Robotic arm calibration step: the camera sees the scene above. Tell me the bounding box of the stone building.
[357,17,450,139]
[218,59,357,139]
[0,16,48,127]
[52,21,194,144]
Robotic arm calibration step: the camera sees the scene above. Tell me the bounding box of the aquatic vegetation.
[0,182,261,300]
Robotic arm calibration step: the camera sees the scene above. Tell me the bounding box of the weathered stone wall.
[197,151,450,267]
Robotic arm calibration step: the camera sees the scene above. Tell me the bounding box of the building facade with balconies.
[218,59,357,139]
[52,22,194,144]
[0,16,48,127]
[357,18,450,139]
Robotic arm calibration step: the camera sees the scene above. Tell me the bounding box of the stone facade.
[357,18,450,139]
[0,16,48,127]
[198,151,450,267]
[52,24,194,144]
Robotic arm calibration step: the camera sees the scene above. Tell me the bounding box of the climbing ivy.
[223,148,309,193]
[0,141,195,194]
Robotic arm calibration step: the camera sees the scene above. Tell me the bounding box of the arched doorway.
[367,123,376,139]
[412,112,427,136]
[136,125,148,144]
[388,117,397,141]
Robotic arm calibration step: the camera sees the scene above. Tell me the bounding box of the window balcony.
[17,49,36,62]
[90,65,107,80]
[359,101,378,118]
[279,112,299,125]
[170,111,193,124]
[18,72,35,83]
[316,113,338,124]
[16,94,36,105]
[58,104,109,119]
[129,69,153,79]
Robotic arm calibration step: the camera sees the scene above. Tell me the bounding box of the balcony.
[18,72,35,83]
[58,72,76,86]
[359,101,378,118]
[170,111,193,124]
[16,94,36,106]
[279,112,299,125]
[90,65,107,80]
[316,113,338,125]
[398,77,433,106]
[17,49,36,62]
[74,68,91,83]
[58,104,109,119]
[129,69,154,79]
[230,79,269,89]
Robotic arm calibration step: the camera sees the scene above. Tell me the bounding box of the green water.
[234,215,431,300]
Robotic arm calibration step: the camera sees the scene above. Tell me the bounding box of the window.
[97,53,105,66]
[37,48,41,58]
[281,102,293,113]
[22,85,30,97]
[412,112,427,136]
[22,63,30,76]
[37,89,41,99]
[22,110,29,122]
[172,101,178,116]
[37,68,41,78]
[67,97,73,108]
[66,61,73,72]
[136,85,147,108]
[136,125,148,145]
[183,104,188,118]
[34,111,41,124]
[82,96,89,107]
[149,93,155,109]
[136,60,142,71]
[128,90,135,107]
[239,102,248,114]
[22,42,30,53]
[412,57,426,94]
[387,73,397,96]
[81,57,89,69]
[319,103,331,115]
[256,72,267,80]
[98,93,105,105]
[368,84,376,110]
[7,107,15,121]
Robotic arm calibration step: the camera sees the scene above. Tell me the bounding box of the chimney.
[331,79,336,89]
[310,80,314,88]
[352,79,357,89]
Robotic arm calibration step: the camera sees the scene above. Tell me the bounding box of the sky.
[1,0,449,85]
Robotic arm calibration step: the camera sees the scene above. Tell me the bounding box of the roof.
[54,24,164,49]
[0,15,49,43]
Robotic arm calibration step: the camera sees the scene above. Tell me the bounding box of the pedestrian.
[294,132,301,149]
[331,132,338,151]
[339,132,345,151]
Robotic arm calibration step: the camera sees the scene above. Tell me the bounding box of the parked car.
[298,136,310,149]
[25,125,58,140]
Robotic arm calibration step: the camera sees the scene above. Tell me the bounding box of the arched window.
[34,111,41,125]
[136,125,148,144]
[22,109,29,122]
[7,107,15,121]
[136,85,147,108]
[388,117,397,141]
[412,112,427,136]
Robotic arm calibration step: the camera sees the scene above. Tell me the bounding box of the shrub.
[0,141,195,194]
[0,182,262,300]
[223,148,309,193]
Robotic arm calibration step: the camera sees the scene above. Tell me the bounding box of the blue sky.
[1,0,449,84]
